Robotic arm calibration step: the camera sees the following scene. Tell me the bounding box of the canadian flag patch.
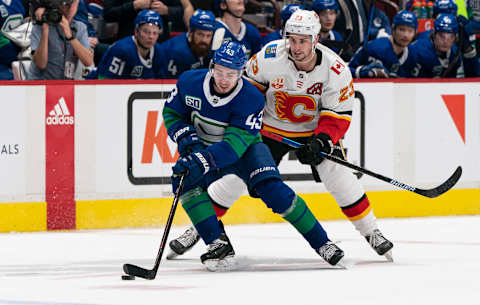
[330,60,345,75]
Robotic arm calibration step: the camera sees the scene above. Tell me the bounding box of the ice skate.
[317,241,345,266]
[366,229,394,261]
[166,226,200,260]
[200,232,235,272]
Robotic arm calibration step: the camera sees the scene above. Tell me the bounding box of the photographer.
[27,0,93,79]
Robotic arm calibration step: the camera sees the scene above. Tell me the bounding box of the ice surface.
[0,216,479,305]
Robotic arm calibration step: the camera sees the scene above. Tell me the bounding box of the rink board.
[0,79,479,232]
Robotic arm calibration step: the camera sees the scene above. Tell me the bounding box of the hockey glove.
[359,63,389,78]
[171,151,215,193]
[296,133,334,166]
[172,126,206,156]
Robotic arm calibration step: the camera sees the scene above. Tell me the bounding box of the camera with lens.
[34,0,74,24]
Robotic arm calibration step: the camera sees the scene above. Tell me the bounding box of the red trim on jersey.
[314,114,350,144]
[213,205,228,218]
[342,195,371,220]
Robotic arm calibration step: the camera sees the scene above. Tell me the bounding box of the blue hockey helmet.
[433,0,458,17]
[312,0,339,13]
[280,4,304,24]
[392,10,418,30]
[434,13,458,33]
[214,0,247,14]
[212,41,248,70]
[190,9,217,31]
[135,10,163,29]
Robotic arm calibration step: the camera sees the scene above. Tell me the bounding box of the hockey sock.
[180,187,222,244]
[341,194,378,236]
[255,179,329,249]
[209,195,229,218]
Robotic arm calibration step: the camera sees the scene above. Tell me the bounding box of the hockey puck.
[121,275,135,280]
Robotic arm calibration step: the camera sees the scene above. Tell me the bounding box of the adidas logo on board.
[46,97,74,125]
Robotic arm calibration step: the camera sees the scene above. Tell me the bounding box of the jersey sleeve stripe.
[262,124,314,138]
[319,110,352,122]
[245,77,268,95]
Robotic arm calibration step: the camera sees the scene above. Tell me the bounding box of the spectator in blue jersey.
[312,0,344,54]
[94,9,163,78]
[418,0,458,41]
[262,3,303,45]
[27,0,93,80]
[157,9,216,78]
[213,0,262,58]
[412,13,479,77]
[0,0,25,80]
[333,0,391,60]
[349,10,420,78]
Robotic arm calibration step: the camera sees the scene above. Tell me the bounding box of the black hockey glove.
[296,133,334,166]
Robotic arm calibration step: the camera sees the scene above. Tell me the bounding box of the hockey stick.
[123,175,185,280]
[260,130,462,198]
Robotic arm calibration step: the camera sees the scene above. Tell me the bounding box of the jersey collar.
[203,72,244,107]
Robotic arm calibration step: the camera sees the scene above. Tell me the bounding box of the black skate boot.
[200,232,235,272]
[166,226,200,260]
[365,229,394,261]
[317,241,345,266]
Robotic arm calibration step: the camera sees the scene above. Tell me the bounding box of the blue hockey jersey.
[216,19,263,58]
[95,36,162,79]
[157,33,211,79]
[0,0,25,79]
[349,36,420,77]
[411,37,479,77]
[163,69,265,169]
[320,30,344,53]
[262,30,281,45]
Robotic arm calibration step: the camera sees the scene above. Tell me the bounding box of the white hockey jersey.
[245,39,355,144]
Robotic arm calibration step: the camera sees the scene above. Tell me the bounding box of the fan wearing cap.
[28,0,93,79]
[157,9,217,79]
[93,9,164,79]
[349,10,420,78]
[411,13,479,77]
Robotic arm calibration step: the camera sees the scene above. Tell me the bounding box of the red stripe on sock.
[342,196,370,218]
[213,205,227,218]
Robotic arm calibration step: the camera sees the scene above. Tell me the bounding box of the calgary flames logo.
[274,91,317,123]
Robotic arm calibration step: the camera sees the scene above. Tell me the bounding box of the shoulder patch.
[265,44,277,58]
[330,60,345,75]
[185,95,202,110]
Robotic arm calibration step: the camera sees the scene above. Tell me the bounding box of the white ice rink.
[0,216,479,305]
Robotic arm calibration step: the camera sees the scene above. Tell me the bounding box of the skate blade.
[166,250,179,260]
[203,256,236,272]
[384,250,394,262]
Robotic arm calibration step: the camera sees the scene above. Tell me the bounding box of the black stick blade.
[415,166,462,198]
[123,263,155,280]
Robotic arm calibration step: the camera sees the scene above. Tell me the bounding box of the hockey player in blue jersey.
[262,3,303,45]
[418,0,457,41]
[94,10,163,79]
[0,0,25,79]
[349,10,420,78]
[213,0,263,58]
[157,9,216,79]
[163,41,345,271]
[412,14,479,77]
[312,0,344,54]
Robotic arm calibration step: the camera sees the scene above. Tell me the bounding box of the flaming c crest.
[273,91,316,123]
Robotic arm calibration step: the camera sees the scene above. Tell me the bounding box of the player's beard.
[191,41,210,58]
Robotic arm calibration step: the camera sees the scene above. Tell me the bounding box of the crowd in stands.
[0,0,478,80]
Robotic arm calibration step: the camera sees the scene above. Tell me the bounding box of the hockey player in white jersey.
[168,9,393,261]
